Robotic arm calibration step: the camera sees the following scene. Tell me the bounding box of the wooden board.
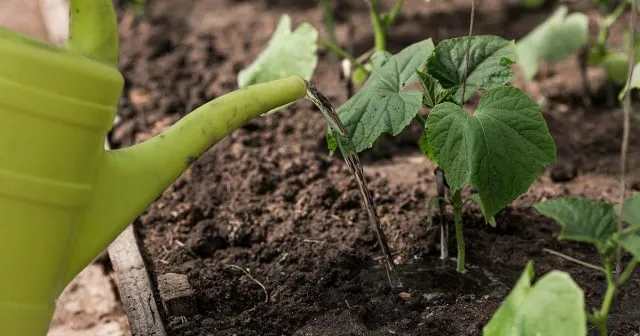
[108,226,168,336]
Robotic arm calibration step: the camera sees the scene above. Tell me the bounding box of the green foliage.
[516,6,589,80]
[483,262,586,336]
[418,131,437,164]
[521,0,546,8]
[425,35,518,104]
[238,15,318,88]
[620,234,640,259]
[131,0,146,17]
[599,52,632,86]
[327,39,435,154]
[619,63,640,100]
[417,71,452,108]
[622,192,640,226]
[467,193,497,227]
[620,193,640,258]
[533,197,617,253]
[426,86,556,221]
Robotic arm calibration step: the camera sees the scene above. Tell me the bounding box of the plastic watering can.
[0,1,307,334]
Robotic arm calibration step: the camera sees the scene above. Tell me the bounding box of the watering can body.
[0,29,123,335]
[0,21,306,336]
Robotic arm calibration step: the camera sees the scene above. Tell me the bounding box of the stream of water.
[305,81,403,288]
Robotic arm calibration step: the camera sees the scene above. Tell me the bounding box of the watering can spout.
[64,76,307,283]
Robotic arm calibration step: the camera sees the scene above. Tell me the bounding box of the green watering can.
[0,1,307,335]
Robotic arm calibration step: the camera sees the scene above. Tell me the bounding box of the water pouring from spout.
[305,81,403,288]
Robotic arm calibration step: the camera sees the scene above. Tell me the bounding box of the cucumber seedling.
[327,34,557,272]
[515,1,640,104]
[238,3,557,275]
[484,193,640,336]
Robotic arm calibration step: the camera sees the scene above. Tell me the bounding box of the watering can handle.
[65,0,119,67]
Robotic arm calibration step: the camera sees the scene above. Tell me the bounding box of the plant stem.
[460,0,476,103]
[590,259,616,336]
[435,167,449,261]
[317,39,367,73]
[618,258,639,286]
[596,0,630,54]
[383,0,405,28]
[414,115,426,128]
[452,189,465,272]
[320,0,338,49]
[617,0,636,277]
[366,0,387,52]
[621,224,640,237]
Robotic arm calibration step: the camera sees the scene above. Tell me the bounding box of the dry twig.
[225,264,269,304]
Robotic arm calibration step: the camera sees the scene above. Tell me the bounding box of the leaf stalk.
[317,39,369,75]
[366,0,387,52]
[617,258,639,287]
[320,0,338,48]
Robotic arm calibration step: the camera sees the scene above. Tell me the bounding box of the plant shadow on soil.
[111,0,640,335]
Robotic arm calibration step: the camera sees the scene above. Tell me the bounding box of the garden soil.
[111,1,640,335]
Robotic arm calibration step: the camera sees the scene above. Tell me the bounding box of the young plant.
[238,15,318,91]
[239,6,557,276]
[483,261,586,336]
[326,35,557,273]
[516,5,589,80]
[484,193,640,336]
[421,36,557,272]
[317,0,405,88]
[516,1,640,102]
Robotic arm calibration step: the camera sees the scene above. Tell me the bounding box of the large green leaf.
[483,262,586,336]
[620,234,640,259]
[418,130,437,164]
[533,197,617,252]
[426,35,518,104]
[468,193,497,227]
[426,86,556,220]
[516,6,588,80]
[238,15,318,88]
[623,192,640,227]
[328,39,435,153]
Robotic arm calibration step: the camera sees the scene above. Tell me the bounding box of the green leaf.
[516,6,588,80]
[417,71,452,108]
[468,193,497,227]
[326,130,338,156]
[238,15,318,88]
[533,197,617,252]
[599,52,630,86]
[426,35,518,104]
[521,0,546,8]
[620,234,640,259]
[483,262,586,336]
[426,86,556,220]
[622,192,640,227]
[618,62,640,101]
[418,130,437,164]
[328,39,435,154]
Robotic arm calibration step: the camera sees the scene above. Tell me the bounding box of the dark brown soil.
[111,1,640,335]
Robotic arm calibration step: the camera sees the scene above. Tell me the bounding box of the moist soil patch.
[111,1,640,335]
